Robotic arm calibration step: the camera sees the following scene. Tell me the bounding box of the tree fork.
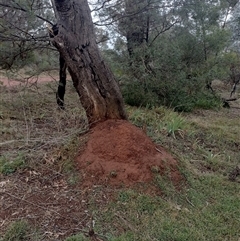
[52,0,127,124]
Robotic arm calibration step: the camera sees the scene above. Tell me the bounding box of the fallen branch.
[224,98,237,102]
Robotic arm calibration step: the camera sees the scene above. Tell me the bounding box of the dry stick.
[0,140,16,146]
[155,147,162,153]
[186,196,195,207]
[20,93,30,145]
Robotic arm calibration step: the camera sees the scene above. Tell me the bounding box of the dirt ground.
[77,119,183,189]
[0,76,239,240]
[0,75,184,240]
[1,119,183,240]
[0,74,58,87]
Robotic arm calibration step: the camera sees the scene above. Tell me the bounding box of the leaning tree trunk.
[51,0,127,124]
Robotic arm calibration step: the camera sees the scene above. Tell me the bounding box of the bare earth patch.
[0,119,184,240]
[0,74,57,87]
[76,119,183,189]
[0,170,91,240]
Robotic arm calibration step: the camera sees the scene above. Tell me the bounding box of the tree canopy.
[1,0,239,112]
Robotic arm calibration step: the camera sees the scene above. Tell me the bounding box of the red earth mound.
[76,119,183,189]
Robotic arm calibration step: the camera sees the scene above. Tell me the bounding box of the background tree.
[1,0,239,113]
[98,0,239,110]
[0,0,56,73]
[229,1,240,52]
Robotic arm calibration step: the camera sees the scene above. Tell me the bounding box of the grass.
[0,80,88,166]
[65,234,89,241]
[0,154,26,175]
[1,220,29,241]
[1,80,240,240]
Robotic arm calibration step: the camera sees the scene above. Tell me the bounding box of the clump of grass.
[1,220,29,241]
[194,93,222,109]
[65,233,89,241]
[203,151,221,163]
[165,114,186,138]
[0,154,26,175]
[127,106,191,139]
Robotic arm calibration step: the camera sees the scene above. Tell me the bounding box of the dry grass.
[1,79,240,241]
[0,81,92,240]
[0,80,88,162]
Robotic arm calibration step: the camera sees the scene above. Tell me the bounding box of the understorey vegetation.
[0,82,240,240]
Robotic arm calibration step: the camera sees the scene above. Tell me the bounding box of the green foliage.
[1,220,29,241]
[65,234,89,241]
[194,93,222,109]
[117,28,226,112]
[0,42,35,70]
[121,80,158,107]
[0,0,55,71]
[109,232,135,241]
[165,115,186,139]
[103,0,235,112]
[0,155,26,175]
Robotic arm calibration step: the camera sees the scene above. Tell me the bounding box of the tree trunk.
[125,0,148,57]
[52,0,127,125]
[56,53,67,109]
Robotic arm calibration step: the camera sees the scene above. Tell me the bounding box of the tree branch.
[0,3,54,25]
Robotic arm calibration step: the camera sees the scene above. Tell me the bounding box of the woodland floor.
[0,75,239,240]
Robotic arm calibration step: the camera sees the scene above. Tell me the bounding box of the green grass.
[1,220,29,241]
[69,176,239,241]
[65,234,89,241]
[73,106,239,241]
[1,81,240,241]
[0,154,26,175]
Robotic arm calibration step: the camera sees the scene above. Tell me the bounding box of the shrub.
[121,80,159,107]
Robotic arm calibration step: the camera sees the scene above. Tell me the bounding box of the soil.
[0,119,183,240]
[76,119,183,189]
[1,76,238,239]
[0,75,184,240]
[0,74,184,190]
[0,75,57,87]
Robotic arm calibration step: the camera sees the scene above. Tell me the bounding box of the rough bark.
[52,0,127,124]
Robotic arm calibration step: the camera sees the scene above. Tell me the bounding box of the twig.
[186,197,195,207]
[155,147,162,153]
[0,140,16,146]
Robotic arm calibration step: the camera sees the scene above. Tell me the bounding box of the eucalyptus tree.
[49,0,127,124]
[95,0,182,57]
[179,0,237,63]
[229,1,240,52]
[0,0,127,123]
